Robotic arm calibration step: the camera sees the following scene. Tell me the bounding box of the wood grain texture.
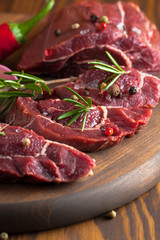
[0,0,160,239]
[8,183,160,240]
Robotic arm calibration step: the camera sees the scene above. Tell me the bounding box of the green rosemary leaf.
[66,111,82,127]
[5,71,44,82]
[0,91,34,98]
[102,73,117,84]
[105,51,123,71]
[57,109,81,120]
[103,74,121,91]
[65,87,88,106]
[86,97,92,108]
[23,83,43,94]
[63,98,86,108]
[82,111,88,132]
[58,87,92,131]
[0,71,51,115]
[90,65,122,74]
[39,81,51,95]
[88,60,121,73]
[88,51,129,93]
[0,97,9,107]
[4,81,21,89]
[0,97,16,114]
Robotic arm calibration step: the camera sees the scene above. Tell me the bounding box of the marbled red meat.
[0,124,95,182]
[52,68,160,108]
[5,97,152,152]
[18,1,160,76]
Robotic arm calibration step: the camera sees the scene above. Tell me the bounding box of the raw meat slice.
[5,97,152,152]
[18,1,160,76]
[52,68,160,108]
[0,123,95,182]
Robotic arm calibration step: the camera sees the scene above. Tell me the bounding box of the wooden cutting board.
[0,13,160,234]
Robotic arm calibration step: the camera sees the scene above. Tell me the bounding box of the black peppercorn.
[54,29,61,36]
[129,86,137,95]
[90,14,98,23]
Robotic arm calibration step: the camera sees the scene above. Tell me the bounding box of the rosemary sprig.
[88,51,129,92]
[57,87,92,131]
[0,70,51,114]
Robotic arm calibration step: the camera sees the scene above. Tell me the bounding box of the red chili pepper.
[0,0,54,61]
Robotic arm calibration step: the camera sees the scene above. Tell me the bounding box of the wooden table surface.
[0,0,160,239]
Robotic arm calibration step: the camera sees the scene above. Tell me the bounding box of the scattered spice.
[45,48,52,57]
[117,91,122,98]
[129,86,137,95]
[54,29,61,36]
[100,82,107,91]
[107,84,120,97]
[104,210,117,219]
[104,127,113,136]
[88,51,130,94]
[100,16,109,24]
[0,232,8,240]
[72,23,80,30]
[98,22,107,31]
[22,138,31,146]
[90,14,98,23]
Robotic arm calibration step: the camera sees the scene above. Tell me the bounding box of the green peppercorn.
[100,16,109,24]
[22,138,31,146]
[129,86,137,95]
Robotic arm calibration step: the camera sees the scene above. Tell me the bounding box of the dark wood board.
[0,13,160,234]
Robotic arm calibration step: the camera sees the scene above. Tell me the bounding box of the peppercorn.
[100,16,109,24]
[70,95,79,101]
[90,14,98,23]
[72,23,80,30]
[129,86,137,95]
[0,232,8,240]
[117,91,122,98]
[100,82,107,91]
[22,138,31,146]
[104,210,117,219]
[104,127,113,136]
[98,22,107,31]
[54,29,61,36]
[107,84,120,97]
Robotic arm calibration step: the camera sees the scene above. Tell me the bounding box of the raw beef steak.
[0,124,95,182]
[18,1,160,76]
[5,97,152,152]
[52,68,160,108]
